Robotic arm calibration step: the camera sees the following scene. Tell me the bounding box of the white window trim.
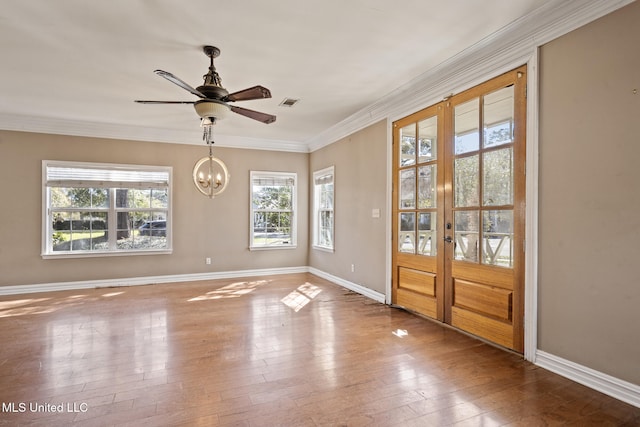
[312,166,335,252]
[42,160,172,258]
[249,170,297,250]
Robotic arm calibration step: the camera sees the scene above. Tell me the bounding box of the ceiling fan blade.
[230,105,276,124]
[224,85,272,102]
[134,100,195,104]
[154,70,206,98]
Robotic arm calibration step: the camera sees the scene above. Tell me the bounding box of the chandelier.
[192,118,229,198]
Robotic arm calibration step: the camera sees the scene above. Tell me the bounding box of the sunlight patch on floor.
[101,291,124,297]
[188,280,271,301]
[392,329,409,338]
[0,295,92,318]
[281,282,322,312]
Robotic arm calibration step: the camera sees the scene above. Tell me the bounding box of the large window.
[312,166,334,251]
[250,171,297,249]
[43,161,171,257]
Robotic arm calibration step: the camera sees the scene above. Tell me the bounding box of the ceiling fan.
[135,45,276,124]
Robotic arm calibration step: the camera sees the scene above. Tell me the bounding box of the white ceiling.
[0,0,555,150]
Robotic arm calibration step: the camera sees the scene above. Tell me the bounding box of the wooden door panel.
[395,267,437,318]
[396,290,437,318]
[451,306,513,349]
[397,253,437,272]
[453,279,512,321]
[450,263,513,290]
[398,267,435,296]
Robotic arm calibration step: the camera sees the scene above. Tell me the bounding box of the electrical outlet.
[351,264,355,272]
[205,257,211,265]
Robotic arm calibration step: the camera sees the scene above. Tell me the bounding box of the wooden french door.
[392,66,526,352]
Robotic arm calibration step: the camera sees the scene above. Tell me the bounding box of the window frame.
[249,170,297,250]
[42,160,172,258]
[312,166,335,252]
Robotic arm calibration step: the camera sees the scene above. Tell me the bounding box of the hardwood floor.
[0,273,638,426]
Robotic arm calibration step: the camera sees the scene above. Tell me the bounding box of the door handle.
[443,236,453,243]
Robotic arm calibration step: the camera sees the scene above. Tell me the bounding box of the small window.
[250,171,297,250]
[43,160,172,257]
[313,166,334,251]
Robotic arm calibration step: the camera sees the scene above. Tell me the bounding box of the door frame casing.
[385,51,539,362]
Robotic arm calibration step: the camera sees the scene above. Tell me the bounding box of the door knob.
[443,236,453,243]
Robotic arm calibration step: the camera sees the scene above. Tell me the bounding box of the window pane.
[482,210,513,267]
[417,212,436,256]
[455,210,479,262]
[51,187,109,208]
[319,211,333,247]
[253,186,293,210]
[418,165,436,208]
[484,86,514,148]
[114,211,167,250]
[400,124,416,166]
[399,169,415,209]
[51,211,108,251]
[454,98,480,154]
[320,183,333,209]
[253,212,292,246]
[418,116,437,162]
[483,147,513,206]
[454,155,479,207]
[399,212,415,253]
[151,189,169,209]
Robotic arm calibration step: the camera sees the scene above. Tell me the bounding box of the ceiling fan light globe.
[194,100,230,120]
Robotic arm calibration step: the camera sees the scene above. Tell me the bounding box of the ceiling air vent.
[279,98,300,107]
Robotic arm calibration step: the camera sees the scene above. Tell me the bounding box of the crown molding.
[306,0,635,152]
[0,113,308,153]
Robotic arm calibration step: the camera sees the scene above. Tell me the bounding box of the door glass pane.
[418,116,437,163]
[454,210,479,262]
[400,124,416,166]
[484,86,514,148]
[417,212,436,256]
[399,212,415,253]
[483,147,513,206]
[418,165,436,208]
[482,210,513,267]
[454,98,480,154]
[454,155,479,207]
[399,169,415,209]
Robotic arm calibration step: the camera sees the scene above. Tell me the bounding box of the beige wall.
[309,120,388,294]
[0,131,308,287]
[539,1,640,384]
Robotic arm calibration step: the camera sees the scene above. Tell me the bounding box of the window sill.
[312,245,335,253]
[249,245,297,251]
[42,249,172,259]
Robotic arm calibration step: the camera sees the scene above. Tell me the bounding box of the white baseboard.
[0,266,309,296]
[307,267,386,303]
[535,350,640,408]
[0,266,387,304]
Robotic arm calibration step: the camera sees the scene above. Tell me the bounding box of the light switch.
[372,208,380,218]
